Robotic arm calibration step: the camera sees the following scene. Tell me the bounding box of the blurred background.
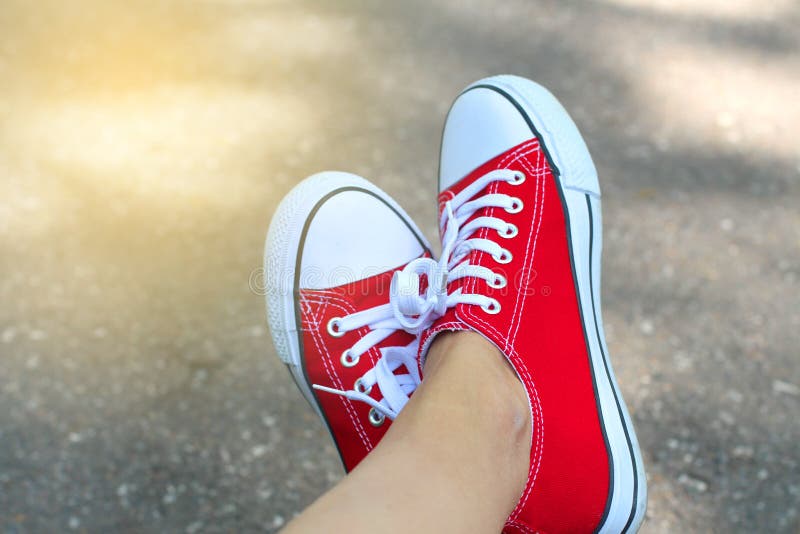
[0,0,798,532]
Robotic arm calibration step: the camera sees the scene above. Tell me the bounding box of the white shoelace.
[392,168,525,323]
[313,168,523,424]
[312,302,423,425]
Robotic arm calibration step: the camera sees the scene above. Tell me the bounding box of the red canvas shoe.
[409,76,647,532]
[264,172,431,472]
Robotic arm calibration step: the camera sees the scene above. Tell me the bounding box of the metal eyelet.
[488,274,507,289]
[481,299,501,315]
[508,171,526,185]
[327,317,345,337]
[505,197,523,214]
[493,249,513,264]
[354,377,372,395]
[340,350,359,368]
[498,223,518,239]
[368,407,385,427]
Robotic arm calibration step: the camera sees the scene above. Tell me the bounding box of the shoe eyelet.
[507,171,526,185]
[481,299,501,315]
[340,350,359,368]
[488,274,507,289]
[354,377,372,394]
[498,223,518,239]
[327,317,345,337]
[505,197,523,214]
[368,407,385,427]
[493,249,513,264]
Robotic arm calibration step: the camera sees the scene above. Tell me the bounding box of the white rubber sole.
[263,171,430,421]
[464,75,647,533]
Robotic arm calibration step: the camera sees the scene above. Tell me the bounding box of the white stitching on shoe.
[504,519,542,534]
[306,287,423,421]
[303,294,374,448]
[455,301,545,512]
[301,293,374,452]
[305,289,381,368]
[507,147,547,350]
[501,148,550,522]
[451,140,547,519]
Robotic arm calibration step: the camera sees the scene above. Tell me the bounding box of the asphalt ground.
[1,1,798,532]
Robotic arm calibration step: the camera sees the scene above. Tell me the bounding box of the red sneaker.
[264,172,431,472]
[418,76,647,532]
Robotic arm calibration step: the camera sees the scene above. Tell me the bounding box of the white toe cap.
[439,87,534,191]
[300,187,425,289]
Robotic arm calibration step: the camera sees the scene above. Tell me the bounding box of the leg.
[283,331,530,534]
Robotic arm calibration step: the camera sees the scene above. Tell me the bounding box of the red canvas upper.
[299,264,423,472]
[420,139,611,533]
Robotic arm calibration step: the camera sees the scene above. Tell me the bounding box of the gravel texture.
[1,0,798,532]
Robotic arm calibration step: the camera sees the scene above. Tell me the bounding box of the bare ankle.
[425,331,530,441]
[414,330,531,514]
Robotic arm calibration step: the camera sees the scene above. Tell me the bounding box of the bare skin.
[282,331,531,533]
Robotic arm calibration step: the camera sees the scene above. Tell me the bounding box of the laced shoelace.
[312,297,423,426]
[391,168,526,323]
[314,168,523,425]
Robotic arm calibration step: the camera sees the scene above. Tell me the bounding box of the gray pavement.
[1,0,798,532]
